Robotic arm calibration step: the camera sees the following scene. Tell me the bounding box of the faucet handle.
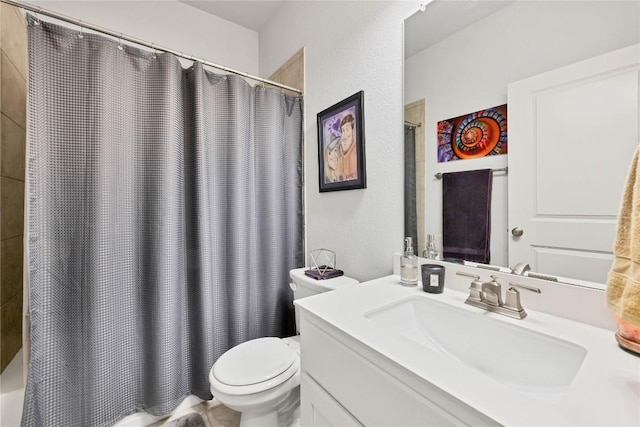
[456,271,483,301]
[456,271,479,280]
[503,282,541,317]
[508,282,541,293]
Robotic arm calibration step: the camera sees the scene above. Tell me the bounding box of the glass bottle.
[422,234,439,260]
[400,237,418,286]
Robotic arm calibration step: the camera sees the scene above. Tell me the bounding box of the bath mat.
[164,412,208,427]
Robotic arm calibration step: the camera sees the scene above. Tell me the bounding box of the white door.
[508,44,640,286]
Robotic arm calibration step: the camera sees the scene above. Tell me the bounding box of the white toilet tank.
[289,268,359,333]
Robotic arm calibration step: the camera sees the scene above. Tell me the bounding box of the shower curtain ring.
[78,22,84,39]
[150,44,157,59]
[34,8,41,25]
[117,33,124,51]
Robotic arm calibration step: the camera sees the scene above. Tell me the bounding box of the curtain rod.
[404,120,422,128]
[434,167,508,180]
[2,0,303,95]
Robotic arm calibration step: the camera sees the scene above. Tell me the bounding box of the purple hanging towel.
[442,169,492,264]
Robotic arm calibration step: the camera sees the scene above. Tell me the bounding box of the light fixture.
[419,0,435,12]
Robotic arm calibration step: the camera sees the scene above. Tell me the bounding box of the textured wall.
[0,3,26,373]
[260,1,420,282]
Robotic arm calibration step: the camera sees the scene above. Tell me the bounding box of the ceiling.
[179,1,514,56]
[180,1,285,32]
[404,0,514,59]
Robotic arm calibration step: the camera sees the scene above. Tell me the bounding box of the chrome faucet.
[510,262,531,276]
[456,272,541,319]
[481,278,503,306]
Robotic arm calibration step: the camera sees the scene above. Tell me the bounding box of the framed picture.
[437,104,508,163]
[317,91,366,192]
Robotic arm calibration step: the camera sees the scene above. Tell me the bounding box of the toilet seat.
[210,337,299,396]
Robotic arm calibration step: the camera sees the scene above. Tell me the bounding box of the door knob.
[511,227,524,237]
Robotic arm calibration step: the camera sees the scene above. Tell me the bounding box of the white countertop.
[296,275,640,426]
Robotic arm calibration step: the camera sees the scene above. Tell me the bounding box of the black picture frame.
[317,91,366,192]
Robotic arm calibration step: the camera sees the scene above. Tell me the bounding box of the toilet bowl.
[208,268,358,427]
[209,336,301,427]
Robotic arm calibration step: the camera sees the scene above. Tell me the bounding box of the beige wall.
[268,47,304,97]
[0,3,26,373]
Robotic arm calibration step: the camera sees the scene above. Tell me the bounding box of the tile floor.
[0,349,241,427]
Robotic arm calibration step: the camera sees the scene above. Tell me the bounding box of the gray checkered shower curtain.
[23,15,303,427]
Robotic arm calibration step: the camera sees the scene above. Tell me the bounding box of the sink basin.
[364,296,587,395]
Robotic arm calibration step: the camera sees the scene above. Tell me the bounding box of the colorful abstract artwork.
[437,104,507,163]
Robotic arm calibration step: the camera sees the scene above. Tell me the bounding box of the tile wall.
[0,3,26,373]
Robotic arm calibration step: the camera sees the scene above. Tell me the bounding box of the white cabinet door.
[507,44,640,286]
[301,373,362,427]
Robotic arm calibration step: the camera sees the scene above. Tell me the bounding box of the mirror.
[404,0,640,289]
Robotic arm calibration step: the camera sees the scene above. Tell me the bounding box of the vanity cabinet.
[299,312,497,427]
[297,275,640,426]
[301,373,362,426]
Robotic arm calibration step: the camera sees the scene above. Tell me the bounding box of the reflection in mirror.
[404,101,424,253]
[404,0,640,289]
[404,123,417,254]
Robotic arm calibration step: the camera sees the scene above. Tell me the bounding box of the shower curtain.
[404,125,418,255]
[22,16,303,427]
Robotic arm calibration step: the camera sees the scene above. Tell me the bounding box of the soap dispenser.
[422,234,439,260]
[400,237,418,286]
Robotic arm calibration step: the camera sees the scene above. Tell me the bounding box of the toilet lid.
[213,337,296,386]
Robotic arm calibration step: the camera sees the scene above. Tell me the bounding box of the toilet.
[208,268,359,427]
